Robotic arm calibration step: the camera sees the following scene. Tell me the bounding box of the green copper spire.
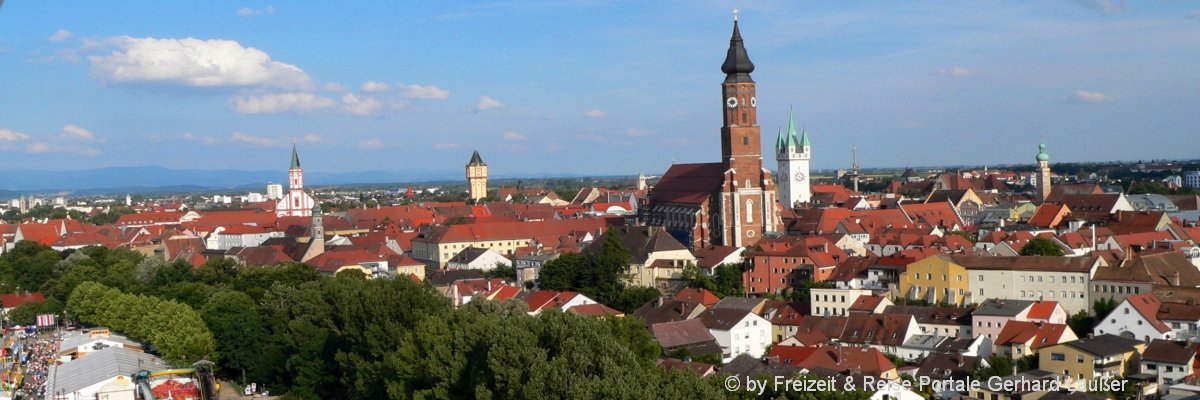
[1036,139,1049,162]
[290,144,301,169]
[775,127,784,152]
[785,107,799,148]
[799,128,810,148]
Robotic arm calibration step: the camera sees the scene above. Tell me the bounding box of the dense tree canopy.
[1019,237,1065,257]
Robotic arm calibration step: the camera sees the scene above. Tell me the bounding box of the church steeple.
[290,144,301,169]
[721,11,755,83]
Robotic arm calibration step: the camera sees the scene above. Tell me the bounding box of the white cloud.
[61,124,95,141]
[626,128,651,137]
[342,94,382,116]
[181,132,219,145]
[323,82,348,92]
[231,92,336,114]
[1072,89,1113,103]
[398,84,450,100]
[434,142,459,150]
[50,29,73,42]
[0,128,31,141]
[1075,0,1126,15]
[359,138,383,148]
[236,5,276,17]
[24,142,100,156]
[361,81,391,93]
[231,131,283,147]
[89,36,311,89]
[935,66,974,77]
[584,109,606,118]
[299,133,323,143]
[502,131,528,141]
[477,96,503,111]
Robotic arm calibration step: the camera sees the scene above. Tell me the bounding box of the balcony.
[1095,360,1122,369]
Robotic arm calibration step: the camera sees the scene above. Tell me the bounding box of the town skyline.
[1,1,1198,176]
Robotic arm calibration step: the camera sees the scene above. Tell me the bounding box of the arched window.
[746,200,753,223]
[742,136,749,145]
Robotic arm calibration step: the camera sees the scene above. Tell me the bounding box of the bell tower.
[716,11,778,247]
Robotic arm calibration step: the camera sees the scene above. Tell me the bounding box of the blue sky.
[0,1,1198,178]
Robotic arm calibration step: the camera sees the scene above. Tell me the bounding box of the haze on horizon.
[0,1,1197,178]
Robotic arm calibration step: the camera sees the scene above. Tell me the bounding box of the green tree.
[201,290,267,383]
[972,355,1016,380]
[1093,298,1119,319]
[1019,237,1064,256]
[6,297,64,326]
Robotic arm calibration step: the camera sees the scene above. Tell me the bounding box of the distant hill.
[0,166,578,196]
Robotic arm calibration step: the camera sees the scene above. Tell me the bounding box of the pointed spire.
[467,150,487,166]
[290,144,301,169]
[785,107,799,148]
[799,128,811,148]
[721,11,755,82]
[775,126,784,152]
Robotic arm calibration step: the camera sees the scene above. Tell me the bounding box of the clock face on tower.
[726,97,738,108]
[750,97,757,108]
[794,172,807,183]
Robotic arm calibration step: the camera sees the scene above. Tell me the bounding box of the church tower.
[775,109,811,208]
[717,12,779,247]
[301,203,325,262]
[275,144,315,217]
[1035,139,1052,204]
[466,150,489,201]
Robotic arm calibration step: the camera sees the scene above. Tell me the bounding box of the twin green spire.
[776,107,810,151]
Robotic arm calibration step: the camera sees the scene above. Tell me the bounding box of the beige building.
[592,226,695,290]
[409,219,609,268]
[1038,334,1144,390]
[466,150,488,201]
[953,255,1103,314]
[810,288,875,317]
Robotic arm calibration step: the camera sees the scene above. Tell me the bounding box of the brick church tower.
[717,13,779,247]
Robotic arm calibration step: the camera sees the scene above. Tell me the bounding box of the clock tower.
[776,109,811,208]
[717,12,779,247]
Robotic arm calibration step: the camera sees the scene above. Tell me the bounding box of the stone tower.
[775,109,811,208]
[466,150,488,201]
[1035,140,1052,204]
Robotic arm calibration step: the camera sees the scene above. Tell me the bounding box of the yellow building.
[899,255,969,305]
[466,150,488,201]
[1037,334,1145,390]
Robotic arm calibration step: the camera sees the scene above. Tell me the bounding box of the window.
[1021,276,1026,283]
[1050,276,1055,283]
[746,200,753,223]
[942,274,947,281]
[1050,353,1066,361]
[1061,291,1067,299]
[1077,355,1084,363]
[1124,308,1129,314]
[978,275,983,282]
[1048,292,1055,298]
[979,288,984,296]
[1021,290,1026,297]
[957,275,963,282]
[1038,276,1043,283]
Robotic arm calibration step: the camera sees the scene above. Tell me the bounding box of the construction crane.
[132,360,220,400]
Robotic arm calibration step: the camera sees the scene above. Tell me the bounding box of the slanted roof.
[974,299,1034,317]
[1062,334,1143,357]
[649,163,723,205]
[699,308,754,331]
[50,347,171,395]
[1141,339,1200,365]
[673,288,720,308]
[1026,301,1059,320]
[1123,293,1171,333]
[651,319,718,348]
[949,255,1096,273]
[994,321,1072,349]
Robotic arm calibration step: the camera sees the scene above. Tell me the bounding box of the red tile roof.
[568,303,624,317]
[769,345,820,365]
[994,321,1072,349]
[1124,293,1171,333]
[673,288,720,307]
[1026,301,1059,320]
[649,163,724,204]
[17,223,61,246]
